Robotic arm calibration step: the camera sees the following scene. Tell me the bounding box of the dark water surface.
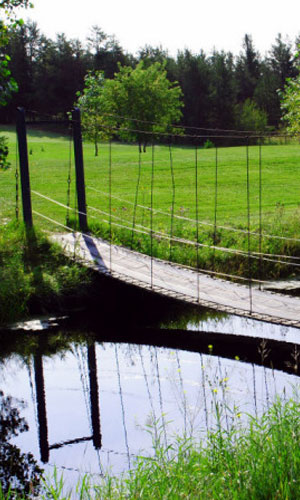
[1,281,300,488]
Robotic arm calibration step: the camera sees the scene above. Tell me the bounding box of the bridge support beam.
[72,108,88,232]
[16,107,33,227]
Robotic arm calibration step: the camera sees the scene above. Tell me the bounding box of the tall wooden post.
[16,107,33,227]
[72,108,88,232]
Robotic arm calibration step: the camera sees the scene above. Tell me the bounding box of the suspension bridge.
[51,231,300,328]
[11,108,300,329]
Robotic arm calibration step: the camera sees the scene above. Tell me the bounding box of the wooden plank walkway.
[52,232,300,329]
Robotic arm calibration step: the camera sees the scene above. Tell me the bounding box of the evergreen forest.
[1,22,299,132]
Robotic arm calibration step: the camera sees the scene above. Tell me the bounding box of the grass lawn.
[1,125,300,279]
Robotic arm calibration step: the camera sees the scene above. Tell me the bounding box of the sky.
[18,0,300,57]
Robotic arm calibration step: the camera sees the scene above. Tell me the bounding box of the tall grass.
[1,397,300,499]
[94,397,300,499]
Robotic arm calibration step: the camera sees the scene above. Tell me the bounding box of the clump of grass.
[0,222,93,325]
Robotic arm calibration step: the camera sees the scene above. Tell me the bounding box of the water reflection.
[2,336,297,480]
[1,299,300,484]
[0,390,42,495]
[32,338,102,465]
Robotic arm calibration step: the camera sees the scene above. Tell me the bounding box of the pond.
[1,279,300,491]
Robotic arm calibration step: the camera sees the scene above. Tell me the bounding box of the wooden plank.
[52,232,300,329]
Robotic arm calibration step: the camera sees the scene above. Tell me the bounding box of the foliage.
[77,61,183,153]
[235,98,268,132]
[76,71,114,156]
[0,135,9,168]
[235,34,261,103]
[0,0,32,173]
[203,138,214,149]
[1,22,299,131]
[87,25,129,78]
[280,51,300,134]
[0,0,32,106]
[208,50,236,129]
[0,390,43,497]
[0,222,93,325]
[100,61,183,151]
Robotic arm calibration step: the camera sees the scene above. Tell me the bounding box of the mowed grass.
[1,125,300,279]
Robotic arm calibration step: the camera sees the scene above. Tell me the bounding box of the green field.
[1,125,300,279]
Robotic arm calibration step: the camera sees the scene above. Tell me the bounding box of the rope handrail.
[88,203,300,263]
[24,106,300,138]
[94,122,275,141]
[84,109,300,138]
[86,186,300,244]
[24,209,300,301]
[105,217,300,267]
[33,210,269,285]
[31,190,300,264]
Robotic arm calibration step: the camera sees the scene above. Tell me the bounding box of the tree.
[0,0,31,169]
[0,0,32,105]
[235,98,267,132]
[174,49,211,129]
[280,55,300,134]
[87,25,129,78]
[253,34,298,128]
[235,34,261,103]
[208,50,237,129]
[100,61,183,151]
[269,34,297,89]
[254,61,282,127]
[76,70,113,156]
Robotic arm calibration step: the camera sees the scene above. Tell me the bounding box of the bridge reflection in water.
[53,232,300,329]
[26,327,300,476]
[33,341,101,464]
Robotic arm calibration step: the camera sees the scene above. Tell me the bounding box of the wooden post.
[16,107,33,227]
[72,108,88,232]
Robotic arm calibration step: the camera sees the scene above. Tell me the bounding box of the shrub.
[0,136,10,170]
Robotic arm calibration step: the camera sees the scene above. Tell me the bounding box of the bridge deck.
[53,232,300,329]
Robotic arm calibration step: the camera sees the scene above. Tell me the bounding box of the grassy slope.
[1,126,300,278]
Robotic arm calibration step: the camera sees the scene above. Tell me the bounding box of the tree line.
[0,20,299,132]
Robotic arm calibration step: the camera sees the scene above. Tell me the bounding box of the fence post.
[72,108,88,232]
[16,107,33,227]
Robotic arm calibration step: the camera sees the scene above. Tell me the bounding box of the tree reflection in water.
[0,390,43,496]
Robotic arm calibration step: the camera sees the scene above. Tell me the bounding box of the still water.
[1,282,300,488]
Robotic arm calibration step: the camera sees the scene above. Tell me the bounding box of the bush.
[0,222,93,325]
[203,139,215,149]
[0,136,10,170]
